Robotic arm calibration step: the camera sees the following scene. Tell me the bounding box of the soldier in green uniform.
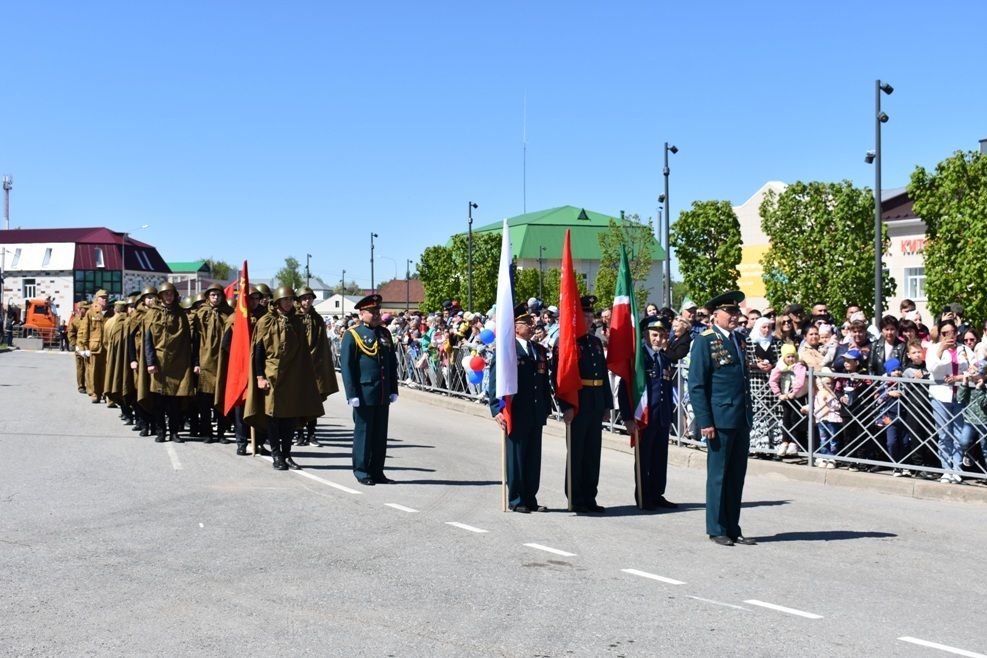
[687,291,756,547]
[295,286,339,446]
[193,283,234,443]
[131,287,158,436]
[557,295,613,513]
[69,302,89,394]
[244,286,324,470]
[77,290,109,403]
[144,282,195,443]
[488,303,552,513]
[255,283,273,313]
[103,300,133,421]
[339,294,399,486]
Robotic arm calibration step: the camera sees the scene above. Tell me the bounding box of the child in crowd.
[812,368,841,468]
[957,360,987,475]
[901,340,939,479]
[769,343,808,457]
[874,358,909,476]
[834,349,874,471]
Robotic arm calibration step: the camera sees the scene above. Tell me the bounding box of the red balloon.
[469,355,486,371]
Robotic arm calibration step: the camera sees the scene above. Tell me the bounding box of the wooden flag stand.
[250,426,257,457]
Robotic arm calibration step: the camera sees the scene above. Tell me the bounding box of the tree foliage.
[594,214,656,310]
[203,258,233,281]
[540,267,590,308]
[417,232,502,312]
[669,200,742,306]
[274,256,304,290]
[332,279,363,295]
[909,150,987,328]
[759,180,895,321]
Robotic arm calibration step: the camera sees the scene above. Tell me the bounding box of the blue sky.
[3,1,985,286]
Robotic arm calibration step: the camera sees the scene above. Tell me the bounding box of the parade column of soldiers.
[84,280,336,458]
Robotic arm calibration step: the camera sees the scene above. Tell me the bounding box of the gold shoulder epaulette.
[701,328,714,336]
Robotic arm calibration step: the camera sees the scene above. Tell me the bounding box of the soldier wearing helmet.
[244,286,324,470]
[143,282,195,443]
[191,282,234,444]
[293,286,339,446]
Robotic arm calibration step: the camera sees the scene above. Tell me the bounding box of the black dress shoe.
[358,477,376,486]
[588,504,606,513]
[732,536,757,545]
[709,535,735,546]
[272,458,288,471]
[171,434,184,444]
[203,436,216,444]
[533,505,549,512]
[140,428,150,437]
[218,436,230,445]
[285,457,302,470]
[154,435,165,443]
[511,505,531,513]
[236,445,247,456]
[655,496,678,508]
[373,476,396,484]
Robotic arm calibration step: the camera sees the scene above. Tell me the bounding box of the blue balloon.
[467,369,484,385]
[479,329,495,344]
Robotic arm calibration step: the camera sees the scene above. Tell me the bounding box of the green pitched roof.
[166,260,211,274]
[462,205,664,261]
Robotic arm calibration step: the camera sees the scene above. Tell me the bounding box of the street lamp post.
[121,224,149,298]
[538,245,546,300]
[305,253,312,288]
[657,195,665,307]
[866,80,893,324]
[370,232,379,292]
[467,201,478,312]
[663,143,678,309]
[406,259,413,312]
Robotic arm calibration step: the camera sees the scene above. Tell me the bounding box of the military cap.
[94,289,109,298]
[78,301,90,309]
[580,295,597,312]
[355,294,382,311]
[204,283,225,294]
[158,282,178,296]
[296,286,316,300]
[140,286,158,299]
[704,290,745,314]
[255,283,272,297]
[273,286,296,303]
[514,303,533,323]
[640,315,670,333]
[113,299,128,309]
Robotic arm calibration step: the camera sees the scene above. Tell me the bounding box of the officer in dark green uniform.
[488,303,552,513]
[339,294,399,485]
[557,295,613,513]
[687,291,756,546]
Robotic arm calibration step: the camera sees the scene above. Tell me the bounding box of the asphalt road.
[2,350,985,657]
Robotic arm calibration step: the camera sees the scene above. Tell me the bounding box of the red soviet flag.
[223,261,251,416]
[555,229,585,413]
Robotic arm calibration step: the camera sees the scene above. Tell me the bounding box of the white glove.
[83,350,91,358]
[75,346,82,354]
[348,397,360,407]
[389,393,398,404]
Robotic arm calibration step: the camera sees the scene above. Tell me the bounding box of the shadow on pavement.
[398,479,501,487]
[755,530,898,542]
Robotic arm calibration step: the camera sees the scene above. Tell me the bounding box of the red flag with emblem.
[223,261,251,415]
[555,229,585,414]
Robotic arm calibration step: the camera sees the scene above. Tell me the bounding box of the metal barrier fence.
[329,335,987,484]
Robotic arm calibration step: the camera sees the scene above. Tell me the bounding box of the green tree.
[669,200,742,306]
[909,149,987,328]
[274,256,304,290]
[514,265,541,308]
[541,266,589,308]
[594,214,656,310]
[203,258,233,280]
[332,279,362,295]
[418,245,457,312]
[418,233,502,312]
[670,280,689,311]
[759,180,895,321]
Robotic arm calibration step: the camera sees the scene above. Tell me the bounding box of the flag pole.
[250,426,257,457]
[566,422,573,512]
[633,428,643,509]
[501,427,508,512]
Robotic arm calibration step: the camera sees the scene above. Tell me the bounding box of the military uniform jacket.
[193,303,233,395]
[104,313,134,398]
[687,327,753,430]
[555,334,613,415]
[77,307,106,353]
[618,344,674,428]
[339,322,398,406]
[143,304,195,397]
[67,316,81,351]
[300,306,339,399]
[245,307,324,421]
[487,339,552,431]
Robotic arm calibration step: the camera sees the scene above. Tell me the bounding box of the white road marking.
[198,523,204,528]
[523,543,576,557]
[898,637,987,657]
[743,599,822,619]
[384,503,418,513]
[621,568,685,585]
[256,456,363,494]
[687,596,750,611]
[165,444,182,470]
[445,522,489,534]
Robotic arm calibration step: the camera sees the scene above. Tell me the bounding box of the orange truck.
[22,298,60,345]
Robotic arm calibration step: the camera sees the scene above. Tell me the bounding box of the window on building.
[137,251,153,270]
[23,278,37,299]
[73,270,122,297]
[94,248,105,268]
[904,267,926,301]
[42,248,53,268]
[11,248,21,267]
